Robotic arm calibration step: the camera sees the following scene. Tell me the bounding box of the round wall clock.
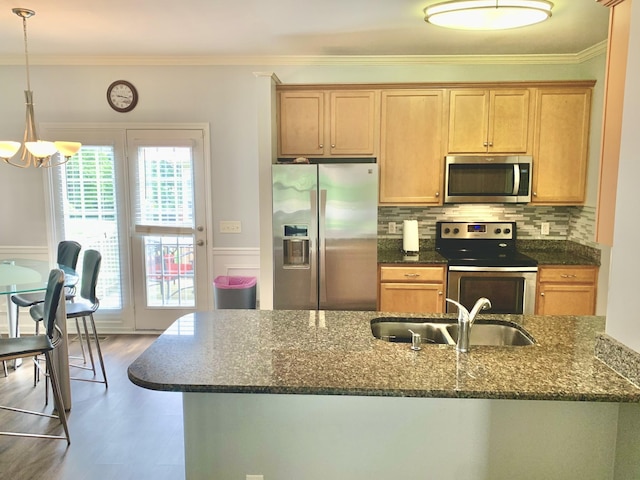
[107,80,138,112]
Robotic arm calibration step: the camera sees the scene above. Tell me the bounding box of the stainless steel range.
[435,221,538,315]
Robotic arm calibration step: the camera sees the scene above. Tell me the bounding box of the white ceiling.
[0,0,610,60]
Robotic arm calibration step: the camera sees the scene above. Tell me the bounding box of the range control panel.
[437,222,516,241]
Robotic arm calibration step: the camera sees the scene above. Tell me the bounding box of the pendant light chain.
[21,12,32,93]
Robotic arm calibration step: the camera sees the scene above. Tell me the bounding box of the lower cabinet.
[378,265,446,313]
[535,265,598,315]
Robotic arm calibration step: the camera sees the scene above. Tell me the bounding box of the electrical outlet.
[246,476,264,480]
[541,222,550,235]
[388,221,397,234]
[220,220,242,233]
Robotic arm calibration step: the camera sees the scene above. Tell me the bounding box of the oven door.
[447,266,537,315]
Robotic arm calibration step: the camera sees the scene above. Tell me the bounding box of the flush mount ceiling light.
[0,8,81,168]
[424,0,554,30]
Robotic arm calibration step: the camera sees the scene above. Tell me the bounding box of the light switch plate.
[388,221,397,234]
[220,220,242,233]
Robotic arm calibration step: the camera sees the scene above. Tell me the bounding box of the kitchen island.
[128,310,640,479]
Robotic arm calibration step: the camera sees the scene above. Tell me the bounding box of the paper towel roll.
[403,220,419,253]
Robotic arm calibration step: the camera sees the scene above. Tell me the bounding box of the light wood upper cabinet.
[531,87,592,205]
[329,91,378,155]
[379,90,445,204]
[448,89,531,154]
[278,91,324,156]
[535,265,598,315]
[278,90,378,157]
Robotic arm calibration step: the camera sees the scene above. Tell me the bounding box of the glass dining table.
[0,258,79,409]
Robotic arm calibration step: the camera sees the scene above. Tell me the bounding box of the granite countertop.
[128,310,640,402]
[378,239,600,266]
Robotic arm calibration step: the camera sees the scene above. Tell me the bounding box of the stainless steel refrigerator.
[272,162,378,310]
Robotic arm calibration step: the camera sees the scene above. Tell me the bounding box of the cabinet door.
[379,283,445,313]
[379,90,445,204]
[536,284,596,315]
[330,91,377,156]
[531,88,592,204]
[448,90,489,153]
[278,91,324,156]
[535,266,598,315]
[448,89,530,154]
[489,89,530,153]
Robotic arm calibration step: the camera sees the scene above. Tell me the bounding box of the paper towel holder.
[402,219,420,256]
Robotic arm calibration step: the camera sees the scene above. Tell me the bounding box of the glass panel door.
[128,130,209,330]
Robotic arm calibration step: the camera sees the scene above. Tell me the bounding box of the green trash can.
[213,276,257,309]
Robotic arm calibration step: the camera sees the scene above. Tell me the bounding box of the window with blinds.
[57,146,122,309]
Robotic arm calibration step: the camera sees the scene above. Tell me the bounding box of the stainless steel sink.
[371,318,535,347]
[446,322,535,346]
[370,318,452,345]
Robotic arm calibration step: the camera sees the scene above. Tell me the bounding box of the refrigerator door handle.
[319,189,327,304]
[310,190,319,305]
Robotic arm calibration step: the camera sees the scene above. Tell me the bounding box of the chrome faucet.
[445,297,492,353]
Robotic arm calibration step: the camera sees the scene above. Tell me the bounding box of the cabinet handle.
[560,274,577,278]
[483,142,488,147]
[404,273,420,278]
[533,192,538,196]
[488,142,493,146]
[331,144,336,148]
[540,292,545,296]
[438,291,443,295]
[435,192,440,197]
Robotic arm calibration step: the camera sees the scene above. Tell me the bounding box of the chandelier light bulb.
[54,141,82,158]
[25,140,58,158]
[0,141,21,160]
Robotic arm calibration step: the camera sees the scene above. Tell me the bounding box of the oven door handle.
[448,265,538,272]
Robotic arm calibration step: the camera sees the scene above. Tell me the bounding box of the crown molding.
[0,44,608,67]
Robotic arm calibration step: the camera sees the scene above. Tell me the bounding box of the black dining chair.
[32,249,108,388]
[0,269,71,444]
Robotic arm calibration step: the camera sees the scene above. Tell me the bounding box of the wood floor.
[0,334,185,480]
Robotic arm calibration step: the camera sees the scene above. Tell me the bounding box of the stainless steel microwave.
[444,155,532,204]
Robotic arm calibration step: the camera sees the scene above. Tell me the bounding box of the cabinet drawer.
[538,266,598,283]
[380,265,445,283]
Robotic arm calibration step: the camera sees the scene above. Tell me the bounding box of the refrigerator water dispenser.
[283,225,309,268]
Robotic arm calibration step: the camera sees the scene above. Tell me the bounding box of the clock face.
[107,80,138,112]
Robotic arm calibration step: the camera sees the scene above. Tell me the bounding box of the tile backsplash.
[378,204,598,248]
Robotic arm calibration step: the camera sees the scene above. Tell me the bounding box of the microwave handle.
[512,164,521,195]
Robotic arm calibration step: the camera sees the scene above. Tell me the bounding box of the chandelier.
[424,1,554,30]
[0,8,81,168]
